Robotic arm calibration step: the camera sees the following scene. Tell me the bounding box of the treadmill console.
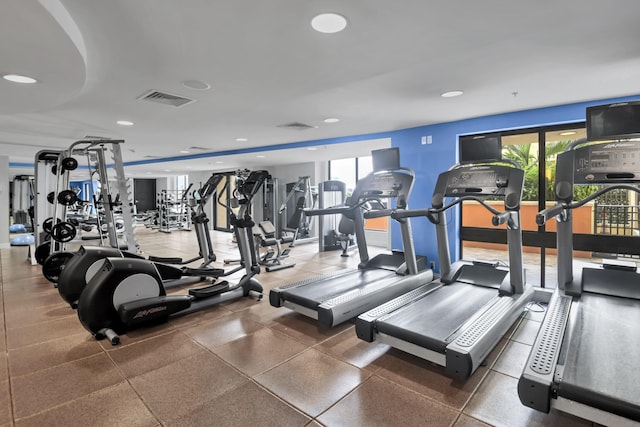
[573,140,640,184]
[351,171,413,205]
[445,167,509,196]
[432,164,523,210]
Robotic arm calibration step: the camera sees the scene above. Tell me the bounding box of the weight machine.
[279,176,317,246]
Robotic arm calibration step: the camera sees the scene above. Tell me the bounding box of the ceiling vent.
[277,122,317,131]
[143,155,160,159]
[137,90,196,108]
[188,146,209,151]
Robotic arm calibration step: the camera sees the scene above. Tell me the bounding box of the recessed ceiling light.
[182,80,211,90]
[3,74,37,84]
[216,161,224,164]
[179,150,190,154]
[323,118,340,123]
[307,147,318,151]
[441,90,464,98]
[116,120,134,126]
[256,155,265,158]
[164,169,172,172]
[236,138,248,142]
[311,13,348,34]
[559,131,577,136]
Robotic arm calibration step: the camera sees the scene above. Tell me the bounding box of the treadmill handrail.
[536,184,640,225]
[392,196,505,224]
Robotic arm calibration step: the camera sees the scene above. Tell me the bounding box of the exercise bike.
[75,170,267,345]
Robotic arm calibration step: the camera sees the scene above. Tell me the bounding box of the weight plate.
[50,221,77,243]
[51,165,58,175]
[42,252,74,283]
[42,217,54,234]
[34,241,51,265]
[61,157,78,171]
[57,190,78,206]
[47,192,55,204]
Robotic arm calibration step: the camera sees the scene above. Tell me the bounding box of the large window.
[462,123,640,287]
[461,124,586,287]
[329,156,372,195]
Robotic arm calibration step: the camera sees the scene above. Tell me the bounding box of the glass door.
[460,124,589,287]
[461,132,543,285]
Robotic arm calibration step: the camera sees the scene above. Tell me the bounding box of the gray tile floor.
[0,228,597,426]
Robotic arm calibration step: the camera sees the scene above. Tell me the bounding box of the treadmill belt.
[557,293,640,421]
[376,282,496,353]
[281,269,394,309]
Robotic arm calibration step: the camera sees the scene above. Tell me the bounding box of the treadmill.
[357,157,534,380]
[269,148,433,327]
[518,138,640,425]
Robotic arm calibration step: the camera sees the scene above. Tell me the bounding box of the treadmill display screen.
[372,147,400,172]
[586,101,640,141]
[459,134,502,164]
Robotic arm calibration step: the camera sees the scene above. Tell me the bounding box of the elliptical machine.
[75,170,267,345]
[57,172,225,308]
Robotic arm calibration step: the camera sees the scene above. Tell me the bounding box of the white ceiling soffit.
[2,0,640,174]
[0,0,86,115]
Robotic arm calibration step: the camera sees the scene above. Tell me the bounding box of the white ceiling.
[2,0,640,177]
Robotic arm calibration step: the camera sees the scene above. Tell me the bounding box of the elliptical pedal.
[188,281,230,298]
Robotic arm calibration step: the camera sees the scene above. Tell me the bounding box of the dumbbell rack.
[156,190,191,233]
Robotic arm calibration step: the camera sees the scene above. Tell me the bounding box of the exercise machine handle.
[363,209,394,219]
[492,211,511,226]
[303,205,350,216]
[536,204,565,225]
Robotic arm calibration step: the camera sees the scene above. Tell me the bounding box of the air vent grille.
[137,90,196,108]
[277,122,317,131]
[188,146,209,151]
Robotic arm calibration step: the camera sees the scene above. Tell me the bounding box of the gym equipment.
[56,172,224,306]
[334,215,356,257]
[156,185,192,233]
[356,155,533,379]
[10,234,35,246]
[10,175,34,230]
[253,220,295,272]
[518,136,640,424]
[75,170,267,345]
[317,180,349,252]
[9,224,26,233]
[279,176,317,246]
[270,148,433,327]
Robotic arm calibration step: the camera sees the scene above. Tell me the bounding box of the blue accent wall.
[390,95,640,270]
